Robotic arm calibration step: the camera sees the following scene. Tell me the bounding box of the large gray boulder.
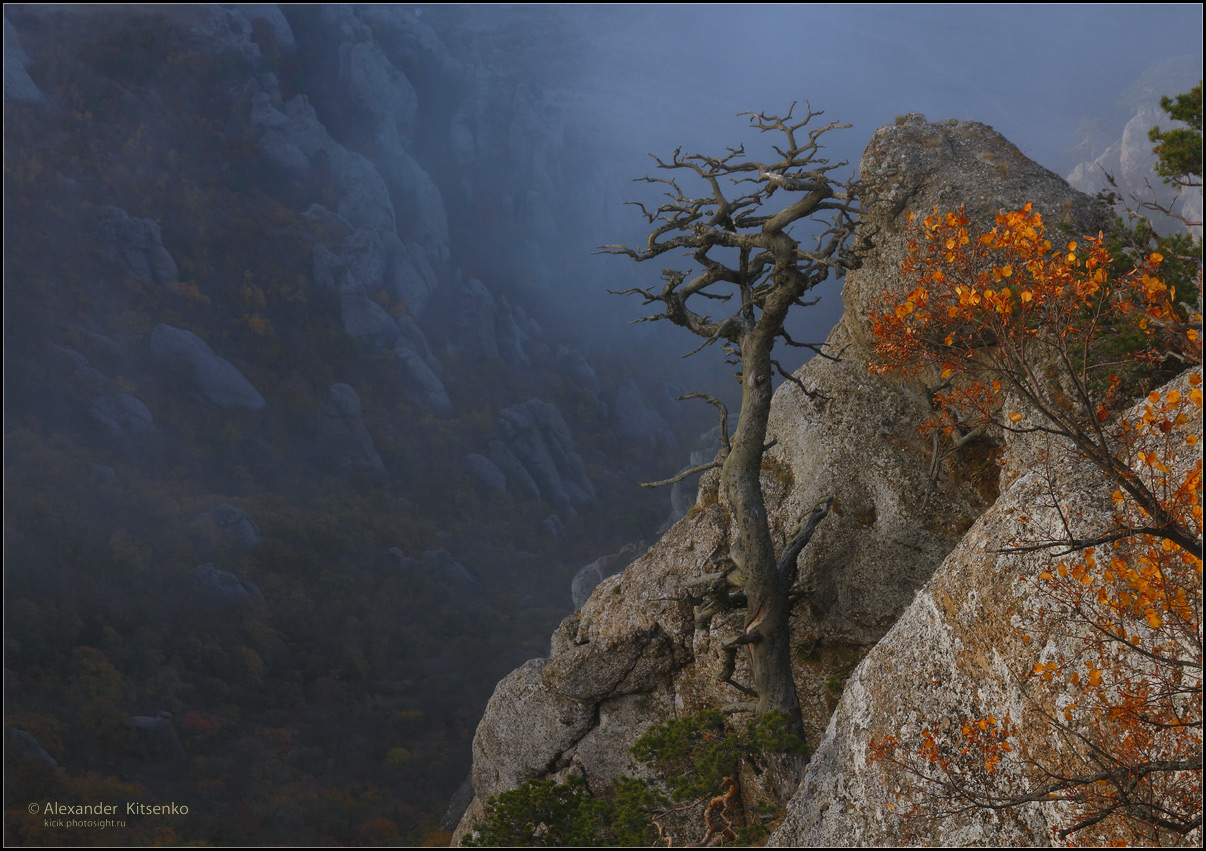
[316,383,385,473]
[88,393,156,440]
[468,659,596,803]
[148,324,266,412]
[463,453,507,494]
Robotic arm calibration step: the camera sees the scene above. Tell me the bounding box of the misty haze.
[4,4,1201,846]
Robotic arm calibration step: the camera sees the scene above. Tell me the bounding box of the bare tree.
[601,104,863,729]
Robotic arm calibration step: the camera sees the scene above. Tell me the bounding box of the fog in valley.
[3,4,1200,845]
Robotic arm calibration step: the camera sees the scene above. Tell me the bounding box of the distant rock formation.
[189,563,264,609]
[1066,75,1202,238]
[495,399,595,511]
[203,504,261,549]
[316,383,385,473]
[3,16,45,103]
[149,324,266,412]
[93,205,179,288]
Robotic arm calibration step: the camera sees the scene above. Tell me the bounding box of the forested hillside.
[3,6,703,844]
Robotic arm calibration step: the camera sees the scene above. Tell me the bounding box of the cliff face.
[770,365,1201,846]
[453,116,1115,842]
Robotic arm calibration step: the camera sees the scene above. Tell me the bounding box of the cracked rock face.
[468,659,596,803]
[454,117,1112,843]
[768,368,1203,846]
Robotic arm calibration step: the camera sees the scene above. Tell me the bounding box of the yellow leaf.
[941,368,953,379]
[1112,490,1125,504]
[1009,412,1023,423]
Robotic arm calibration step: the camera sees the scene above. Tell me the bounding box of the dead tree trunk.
[602,104,864,732]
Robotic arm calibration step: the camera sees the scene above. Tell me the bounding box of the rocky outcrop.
[4,15,45,103]
[189,563,264,609]
[380,548,475,585]
[770,367,1202,846]
[495,399,595,510]
[130,711,185,760]
[203,504,261,549]
[93,205,179,288]
[1067,96,1202,238]
[316,383,385,473]
[570,540,647,610]
[88,393,156,440]
[455,116,1111,841]
[148,324,266,412]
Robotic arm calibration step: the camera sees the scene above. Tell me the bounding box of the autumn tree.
[868,202,1203,843]
[602,103,862,731]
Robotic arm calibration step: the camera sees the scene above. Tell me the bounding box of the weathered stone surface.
[542,626,679,702]
[316,383,385,473]
[770,367,1202,846]
[496,399,594,510]
[469,659,595,802]
[1067,93,1203,239]
[249,79,396,237]
[149,324,266,412]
